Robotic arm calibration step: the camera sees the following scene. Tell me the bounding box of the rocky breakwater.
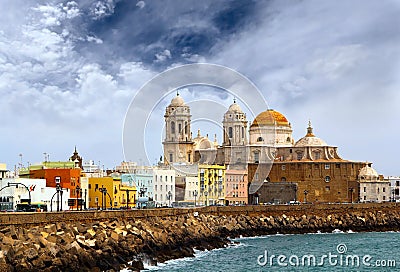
[1,206,400,271]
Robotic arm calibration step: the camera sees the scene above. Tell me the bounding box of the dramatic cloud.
[0,0,399,175]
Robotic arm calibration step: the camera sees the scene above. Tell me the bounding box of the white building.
[0,178,69,211]
[384,176,400,202]
[358,164,390,203]
[82,160,104,177]
[153,167,176,207]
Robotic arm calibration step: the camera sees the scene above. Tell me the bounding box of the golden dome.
[251,109,290,127]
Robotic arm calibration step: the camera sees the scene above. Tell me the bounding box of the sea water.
[143,231,400,271]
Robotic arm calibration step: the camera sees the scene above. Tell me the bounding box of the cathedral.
[163,93,371,203]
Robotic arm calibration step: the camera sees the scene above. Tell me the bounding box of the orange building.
[24,167,82,209]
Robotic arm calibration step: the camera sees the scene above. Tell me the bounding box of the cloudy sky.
[1,0,399,175]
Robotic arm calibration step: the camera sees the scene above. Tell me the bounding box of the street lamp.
[98,187,108,210]
[303,190,308,204]
[168,191,172,207]
[84,189,87,210]
[204,191,208,206]
[193,190,198,207]
[75,185,81,211]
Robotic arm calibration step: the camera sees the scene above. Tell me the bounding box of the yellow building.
[198,164,226,206]
[88,177,137,209]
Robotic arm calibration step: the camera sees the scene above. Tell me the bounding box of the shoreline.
[1,203,400,271]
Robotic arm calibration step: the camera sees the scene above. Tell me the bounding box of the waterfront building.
[20,164,82,209]
[248,122,365,203]
[121,166,154,200]
[161,93,382,204]
[198,164,225,206]
[358,164,390,203]
[384,176,400,202]
[225,167,248,205]
[0,178,65,211]
[153,167,176,207]
[88,176,137,209]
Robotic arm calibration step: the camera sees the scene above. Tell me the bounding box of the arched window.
[178,123,182,134]
[297,152,303,160]
[228,127,233,138]
[184,121,188,134]
[242,127,244,138]
[281,177,287,182]
[171,122,175,134]
[287,137,291,142]
[257,137,264,142]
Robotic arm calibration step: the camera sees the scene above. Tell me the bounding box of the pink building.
[225,168,248,205]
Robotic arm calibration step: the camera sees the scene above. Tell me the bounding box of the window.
[297,152,303,160]
[188,153,191,162]
[397,181,400,187]
[88,184,91,189]
[325,164,330,170]
[377,188,380,194]
[184,121,188,134]
[281,177,286,182]
[314,152,320,160]
[287,137,291,142]
[364,196,366,200]
[257,136,263,142]
[95,184,98,190]
[255,173,259,181]
[325,176,331,182]
[325,186,330,191]
[364,187,366,192]
[155,185,157,191]
[282,165,286,170]
[383,196,386,201]
[178,123,182,133]
[336,164,340,169]
[242,127,244,138]
[171,122,175,134]
[383,187,385,192]
[169,154,173,163]
[95,197,98,203]
[254,152,259,163]
[228,127,233,138]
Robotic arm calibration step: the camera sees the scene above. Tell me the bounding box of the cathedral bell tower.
[222,99,248,164]
[163,93,194,165]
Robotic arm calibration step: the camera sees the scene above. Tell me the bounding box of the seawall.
[1,203,400,271]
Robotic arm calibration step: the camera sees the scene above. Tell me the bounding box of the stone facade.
[163,93,194,164]
[359,164,390,203]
